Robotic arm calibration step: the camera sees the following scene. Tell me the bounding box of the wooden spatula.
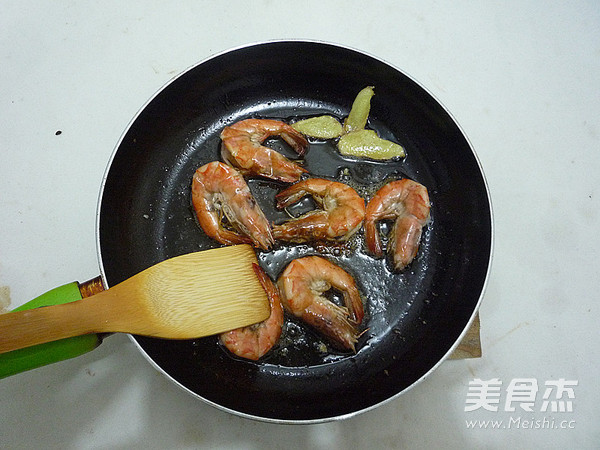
[0,245,270,354]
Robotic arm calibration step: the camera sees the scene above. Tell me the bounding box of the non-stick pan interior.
[98,41,492,422]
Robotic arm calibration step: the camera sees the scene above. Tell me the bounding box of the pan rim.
[95,39,494,424]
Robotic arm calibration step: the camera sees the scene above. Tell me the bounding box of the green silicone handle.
[0,282,102,378]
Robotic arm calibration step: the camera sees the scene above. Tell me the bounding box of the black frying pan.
[98,41,492,422]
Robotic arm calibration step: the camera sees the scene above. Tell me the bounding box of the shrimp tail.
[274,183,309,209]
[365,218,384,257]
[272,212,330,243]
[343,290,364,325]
[391,216,424,271]
[280,131,308,156]
[214,229,254,246]
[302,302,359,352]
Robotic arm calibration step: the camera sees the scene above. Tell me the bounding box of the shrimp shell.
[277,256,364,352]
[191,161,274,250]
[272,178,366,243]
[221,118,308,183]
[220,264,284,361]
[365,179,430,271]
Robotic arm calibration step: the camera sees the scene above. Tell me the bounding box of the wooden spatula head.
[127,245,271,338]
[0,245,271,353]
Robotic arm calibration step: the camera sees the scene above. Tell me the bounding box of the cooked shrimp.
[191,161,274,250]
[277,256,364,351]
[272,178,366,243]
[220,264,284,360]
[365,179,430,271]
[220,118,309,183]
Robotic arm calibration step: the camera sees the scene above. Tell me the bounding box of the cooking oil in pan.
[222,135,433,368]
[182,108,433,367]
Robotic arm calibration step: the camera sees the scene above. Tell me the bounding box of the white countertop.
[1,2,598,448]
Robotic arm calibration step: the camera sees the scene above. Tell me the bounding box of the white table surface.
[1,2,598,448]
